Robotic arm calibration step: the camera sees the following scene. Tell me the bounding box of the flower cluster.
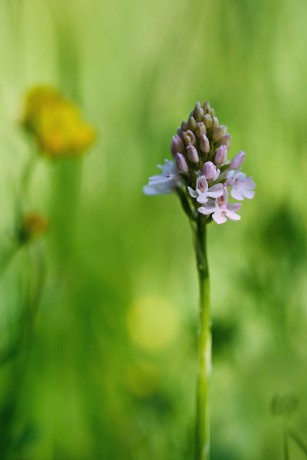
[143,101,255,224]
[21,86,96,158]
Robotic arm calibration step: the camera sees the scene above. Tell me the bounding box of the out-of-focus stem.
[194,215,211,460]
[283,426,289,460]
[288,429,307,456]
[20,153,38,198]
[0,244,19,277]
[0,242,46,366]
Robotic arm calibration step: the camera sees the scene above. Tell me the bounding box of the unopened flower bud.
[214,145,227,165]
[220,134,232,149]
[183,130,196,146]
[209,107,215,117]
[212,116,219,130]
[188,115,197,131]
[194,102,205,122]
[200,134,210,153]
[213,124,227,142]
[195,122,207,138]
[171,134,185,156]
[204,114,212,129]
[203,101,211,113]
[181,120,188,131]
[203,161,218,180]
[186,144,199,163]
[176,153,188,173]
[229,151,245,169]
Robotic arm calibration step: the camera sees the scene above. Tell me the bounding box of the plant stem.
[283,426,289,460]
[194,215,211,460]
[288,429,307,456]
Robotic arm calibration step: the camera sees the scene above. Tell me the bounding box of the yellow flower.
[21,86,96,158]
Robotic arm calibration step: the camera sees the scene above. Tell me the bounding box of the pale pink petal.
[245,177,256,188]
[188,187,198,198]
[197,194,209,204]
[207,184,223,198]
[196,176,208,194]
[229,151,245,169]
[227,203,242,212]
[143,185,158,196]
[212,211,227,224]
[198,205,215,215]
[149,175,173,184]
[226,210,241,221]
[231,188,244,200]
[243,189,255,199]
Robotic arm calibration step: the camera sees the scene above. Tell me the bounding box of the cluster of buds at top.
[21,86,96,158]
[144,101,255,224]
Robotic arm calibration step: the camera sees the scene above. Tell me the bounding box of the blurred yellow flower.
[21,86,96,158]
[18,212,49,243]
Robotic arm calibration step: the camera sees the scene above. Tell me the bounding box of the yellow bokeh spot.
[22,86,62,128]
[21,86,96,158]
[127,295,180,351]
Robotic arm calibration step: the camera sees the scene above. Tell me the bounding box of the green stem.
[194,215,211,460]
[288,429,307,456]
[0,242,46,366]
[0,244,19,277]
[283,426,289,460]
[20,153,38,198]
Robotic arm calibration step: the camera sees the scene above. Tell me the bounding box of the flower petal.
[207,184,223,198]
[196,176,208,194]
[231,187,244,200]
[197,193,209,204]
[227,203,242,212]
[226,210,241,221]
[188,187,198,198]
[198,205,214,215]
[143,185,159,196]
[243,189,255,199]
[212,211,227,224]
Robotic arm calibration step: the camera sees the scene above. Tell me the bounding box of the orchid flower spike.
[144,101,255,224]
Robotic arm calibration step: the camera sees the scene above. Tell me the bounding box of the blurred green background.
[0,0,307,458]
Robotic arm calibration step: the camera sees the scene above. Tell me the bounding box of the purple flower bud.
[183,130,196,146]
[213,124,227,142]
[229,151,245,169]
[186,144,199,163]
[176,153,188,173]
[188,115,197,131]
[170,134,185,156]
[204,114,212,129]
[195,122,207,138]
[203,161,218,180]
[220,134,232,149]
[215,145,227,165]
[181,120,188,131]
[194,102,205,122]
[200,134,210,153]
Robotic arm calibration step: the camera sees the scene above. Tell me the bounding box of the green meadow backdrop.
[0,0,307,458]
